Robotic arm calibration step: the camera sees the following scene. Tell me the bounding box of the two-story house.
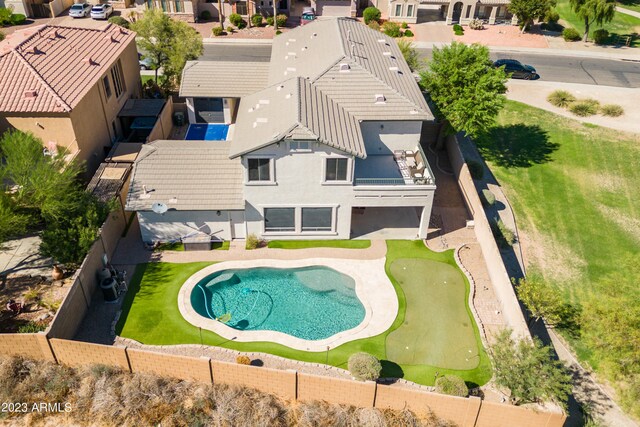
[0,24,141,176]
[126,18,436,243]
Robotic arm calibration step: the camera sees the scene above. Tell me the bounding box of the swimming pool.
[185,124,229,141]
[190,266,365,341]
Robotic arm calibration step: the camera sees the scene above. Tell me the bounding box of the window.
[110,60,125,98]
[325,158,348,181]
[264,208,295,232]
[289,141,310,152]
[160,0,167,11]
[248,158,271,181]
[103,75,112,98]
[407,4,413,16]
[394,4,402,16]
[146,0,153,8]
[236,0,247,14]
[174,0,183,12]
[302,208,332,232]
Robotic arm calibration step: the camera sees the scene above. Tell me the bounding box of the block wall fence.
[446,135,531,339]
[0,336,566,427]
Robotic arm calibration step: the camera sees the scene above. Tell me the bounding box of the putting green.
[385,258,480,370]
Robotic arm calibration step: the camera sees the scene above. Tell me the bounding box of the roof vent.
[347,29,351,41]
[350,43,355,56]
[312,33,317,37]
[389,66,399,72]
[257,118,268,123]
[339,63,350,72]
[288,38,296,42]
[377,39,386,43]
[285,93,292,99]
[276,85,285,91]
[83,57,97,66]
[374,94,386,104]
[287,51,296,57]
[383,51,392,56]
[301,46,307,51]
[259,99,270,105]
[287,67,296,72]
[23,90,38,99]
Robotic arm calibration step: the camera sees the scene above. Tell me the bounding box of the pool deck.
[178,258,398,352]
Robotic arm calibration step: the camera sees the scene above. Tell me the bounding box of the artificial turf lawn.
[476,101,640,366]
[116,240,491,386]
[556,0,640,47]
[267,240,371,249]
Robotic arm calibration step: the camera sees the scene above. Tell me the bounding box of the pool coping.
[177,258,398,352]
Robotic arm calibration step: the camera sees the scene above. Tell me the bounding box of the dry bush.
[600,104,624,117]
[547,90,575,108]
[236,355,251,365]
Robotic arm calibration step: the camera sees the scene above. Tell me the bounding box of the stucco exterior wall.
[360,120,423,154]
[138,210,239,243]
[0,114,77,155]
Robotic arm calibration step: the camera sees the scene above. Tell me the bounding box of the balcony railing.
[354,177,434,186]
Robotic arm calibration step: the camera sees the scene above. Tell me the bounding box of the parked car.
[138,53,153,70]
[300,7,315,26]
[69,2,92,18]
[90,4,113,20]
[493,59,538,80]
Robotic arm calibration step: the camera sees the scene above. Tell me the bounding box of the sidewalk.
[617,6,640,19]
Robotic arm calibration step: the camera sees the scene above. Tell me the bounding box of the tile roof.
[0,24,136,113]
[229,77,365,159]
[180,60,270,98]
[126,140,245,211]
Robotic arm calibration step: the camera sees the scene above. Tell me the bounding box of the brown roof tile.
[0,24,136,113]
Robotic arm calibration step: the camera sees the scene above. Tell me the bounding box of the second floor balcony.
[354,145,435,187]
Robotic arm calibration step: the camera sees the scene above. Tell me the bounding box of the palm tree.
[569,0,616,42]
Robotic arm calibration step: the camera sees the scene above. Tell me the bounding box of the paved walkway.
[0,236,51,277]
[617,6,640,19]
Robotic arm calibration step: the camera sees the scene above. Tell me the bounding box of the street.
[200,43,640,88]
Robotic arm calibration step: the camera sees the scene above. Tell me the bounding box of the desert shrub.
[453,24,463,31]
[547,90,576,108]
[229,13,243,27]
[492,218,516,247]
[22,287,40,304]
[403,29,413,37]
[569,99,598,116]
[382,21,401,38]
[400,21,408,29]
[200,10,211,20]
[251,13,263,27]
[468,18,484,30]
[545,7,559,23]
[41,298,61,312]
[541,21,564,32]
[435,375,468,397]
[593,29,609,45]
[108,16,130,29]
[363,6,381,24]
[17,321,47,333]
[212,26,224,36]
[275,30,282,35]
[482,189,496,207]
[348,352,381,381]
[276,14,287,27]
[563,27,580,41]
[0,30,4,42]
[236,355,251,365]
[0,7,12,26]
[600,104,624,117]
[368,20,380,31]
[454,29,464,36]
[466,160,484,180]
[10,13,26,25]
[246,233,261,249]
[266,16,274,26]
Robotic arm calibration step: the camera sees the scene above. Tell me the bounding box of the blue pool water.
[185,124,229,141]
[190,267,365,340]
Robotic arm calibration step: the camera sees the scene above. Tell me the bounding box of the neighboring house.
[0,24,141,176]
[383,0,516,24]
[127,18,436,242]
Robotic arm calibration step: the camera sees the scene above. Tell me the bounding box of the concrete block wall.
[297,373,376,407]
[0,337,566,426]
[126,348,212,383]
[446,135,530,339]
[49,338,129,371]
[211,360,296,400]
[375,384,482,426]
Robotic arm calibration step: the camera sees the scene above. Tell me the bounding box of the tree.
[515,277,579,331]
[420,42,507,147]
[508,0,556,33]
[397,39,421,72]
[131,10,203,86]
[0,130,110,266]
[490,329,572,407]
[569,0,616,42]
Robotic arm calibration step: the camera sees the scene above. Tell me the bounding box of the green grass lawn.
[267,240,371,249]
[556,0,640,47]
[618,0,640,13]
[116,240,490,386]
[476,100,640,365]
[154,241,230,251]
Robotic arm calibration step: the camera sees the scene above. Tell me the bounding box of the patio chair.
[410,161,426,178]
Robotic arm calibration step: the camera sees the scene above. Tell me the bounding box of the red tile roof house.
[0,24,142,176]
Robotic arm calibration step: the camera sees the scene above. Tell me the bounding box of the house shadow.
[477,124,559,168]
